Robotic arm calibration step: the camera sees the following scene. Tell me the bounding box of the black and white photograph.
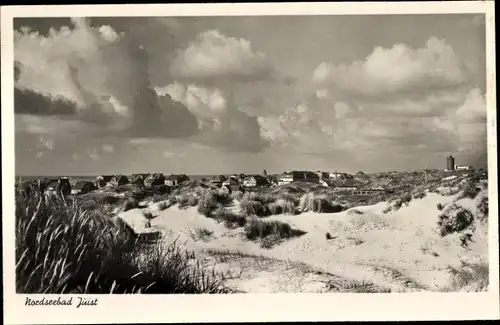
[2,1,499,323]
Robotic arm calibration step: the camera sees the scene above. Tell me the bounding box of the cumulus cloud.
[313,37,470,98]
[101,144,115,153]
[15,17,199,139]
[170,29,271,81]
[158,82,269,152]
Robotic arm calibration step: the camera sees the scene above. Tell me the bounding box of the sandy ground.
[117,191,488,293]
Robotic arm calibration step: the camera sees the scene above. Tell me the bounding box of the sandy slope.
[116,191,488,293]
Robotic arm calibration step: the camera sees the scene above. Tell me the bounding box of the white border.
[2,2,498,324]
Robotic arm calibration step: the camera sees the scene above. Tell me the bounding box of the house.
[455,165,473,171]
[243,175,269,187]
[333,185,358,192]
[45,177,72,196]
[278,171,320,186]
[165,174,190,186]
[222,176,242,192]
[71,181,96,195]
[110,175,129,186]
[145,173,166,187]
[207,175,226,188]
[316,171,330,181]
[96,175,113,188]
[223,176,239,187]
[131,174,149,186]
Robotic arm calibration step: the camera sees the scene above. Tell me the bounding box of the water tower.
[446,156,455,171]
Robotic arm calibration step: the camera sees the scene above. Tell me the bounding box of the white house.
[455,165,472,171]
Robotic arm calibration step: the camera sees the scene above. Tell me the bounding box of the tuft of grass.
[188,195,199,207]
[299,192,343,213]
[443,260,489,292]
[437,203,475,237]
[15,188,228,294]
[122,197,139,212]
[239,199,270,217]
[244,218,306,248]
[477,196,488,223]
[189,228,214,242]
[413,192,426,200]
[213,208,247,229]
[268,198,298,215]
[458,181,480,200]
[437,203,445,211]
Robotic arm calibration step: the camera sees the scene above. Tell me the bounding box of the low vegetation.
[15,188,228,294]
[244,218,306,248]
[443,260,489,292]
[437,203,475,237]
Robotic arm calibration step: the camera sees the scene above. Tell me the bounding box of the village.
[27,158,479,200]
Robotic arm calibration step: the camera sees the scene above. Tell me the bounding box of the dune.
[115,190,488,293]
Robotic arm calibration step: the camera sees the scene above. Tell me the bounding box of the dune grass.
[244,218,306,248]
[443,260,489,292]
[15,188,228,294]
[299,192,344,213]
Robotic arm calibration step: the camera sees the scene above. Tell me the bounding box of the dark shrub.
[122,197,139,212]
[438,203,475,236]
[437,203,445,211]
[458,181,480,200]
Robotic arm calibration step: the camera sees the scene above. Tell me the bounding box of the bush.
[15,190,228,293]
[188,195,199,207]
[392,199,403,211]
[213,208,247,229]
[444,260,488,292]
[244,218,306,247]
[437,203,475,237]
[413,192,426,199]
[477,196,488,223]
[458,181,480,200]
[268,198,297,215]
[122,197,139,212]
[299,193,343,213]
[177,195,190,209]
[240,199,270,217]
[401,193,412,206]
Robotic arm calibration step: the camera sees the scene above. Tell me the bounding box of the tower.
[446,156,455,171]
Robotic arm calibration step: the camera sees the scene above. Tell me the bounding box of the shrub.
[437,203,475,237]
[458,181,480,200]
[477,196,488,223]
[244,218,305,244]
[401,193,412,206]
[413,192,426,200]
[437,203,445,211]
[239,199,270,217]
[177,195,190,209]
[213,208,247,229]
[15,190,228,293]
[268,198,297,215]
[197,191,219,217]
[188,195,199,207]
[242,192,276,205]
[444,260,488,292]
[392,199,403,211]
[382,206,392,214]
[143,211,155,220]
[157,201,169,211]
[230,191,244,201]
[189,228,214,242]
[299,193,343,213]
[122,197,139,212]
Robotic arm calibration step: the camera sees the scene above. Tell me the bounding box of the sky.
[13,14,488,176]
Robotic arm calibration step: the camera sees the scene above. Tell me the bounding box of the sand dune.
[116,191,488,293]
